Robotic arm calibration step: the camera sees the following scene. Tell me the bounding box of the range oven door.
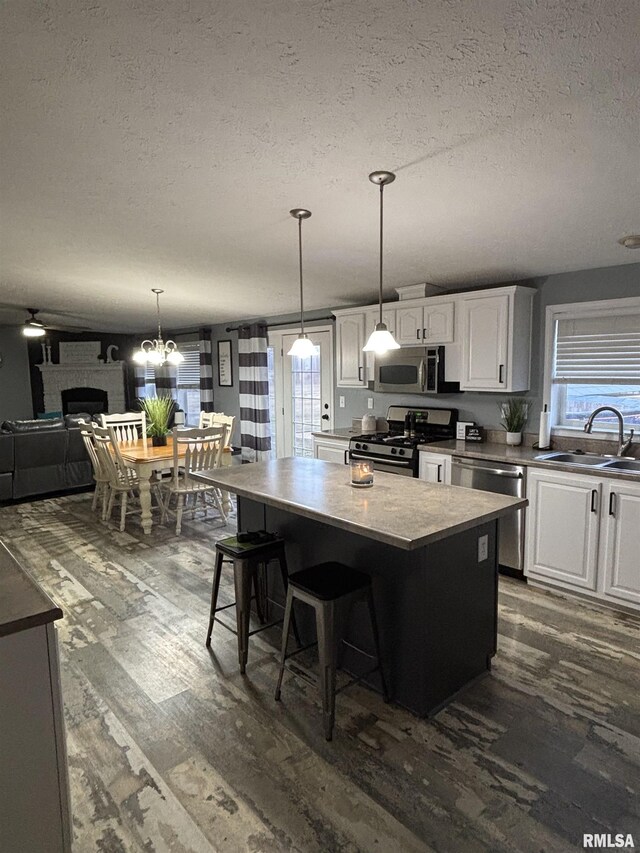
[349,450,416,477]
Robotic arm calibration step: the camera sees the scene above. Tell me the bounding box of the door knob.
[321,414,329,421]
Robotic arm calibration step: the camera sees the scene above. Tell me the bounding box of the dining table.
[117,437,235,534]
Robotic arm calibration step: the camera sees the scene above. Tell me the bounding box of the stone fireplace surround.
[38,362,125,415]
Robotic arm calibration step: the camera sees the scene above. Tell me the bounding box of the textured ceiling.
[1,0,639,333]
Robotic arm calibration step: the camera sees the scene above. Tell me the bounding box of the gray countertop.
[0,542,63,637]
[418,440,640,482]
[311,428,355,441]
[193,457,526,551]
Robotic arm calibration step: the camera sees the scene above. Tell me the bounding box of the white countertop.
[193,457,526,551]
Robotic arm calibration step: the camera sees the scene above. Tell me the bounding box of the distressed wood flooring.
[0,492,638,852]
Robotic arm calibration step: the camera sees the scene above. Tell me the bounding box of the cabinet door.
[423,302,454,343]
[364,309,396,377]
[336,314,366,386]
[460,295,508,390]
[313,439,348,465]
[396,305,424,345]
[419,452,451,484]
[525,470,600,590]
[601,481,640,605]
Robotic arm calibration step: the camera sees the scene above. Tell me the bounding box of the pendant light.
[287,208,316,358]
[133,289,184,366]
[22,308,46,338]
[363,171,401,354]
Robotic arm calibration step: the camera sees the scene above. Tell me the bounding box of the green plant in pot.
[139,395,175,446]
[499,398,528,447]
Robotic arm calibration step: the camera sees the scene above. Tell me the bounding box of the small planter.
[151,435,168,447]
[505,431,522,446]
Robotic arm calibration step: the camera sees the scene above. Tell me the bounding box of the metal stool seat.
[275,561,388,741]
[206,534,299,673]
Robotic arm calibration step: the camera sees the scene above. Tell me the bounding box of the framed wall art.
[217,339,233,386]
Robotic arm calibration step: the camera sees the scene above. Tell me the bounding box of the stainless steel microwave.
[373,346,461,395]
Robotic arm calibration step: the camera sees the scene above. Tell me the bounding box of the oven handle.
[451,459,524,479]
[349,452,414,468]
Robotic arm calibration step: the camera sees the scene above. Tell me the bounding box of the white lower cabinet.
[525,468,640,609]
[601,480,640,606]
[313,436,349,465]
[419,452,451,484]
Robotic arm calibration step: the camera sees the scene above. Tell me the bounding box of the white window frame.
[542,295,640,440]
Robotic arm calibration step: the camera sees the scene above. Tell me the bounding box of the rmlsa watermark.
[583,834,635,849]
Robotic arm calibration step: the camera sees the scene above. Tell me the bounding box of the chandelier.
[133,289,184,366]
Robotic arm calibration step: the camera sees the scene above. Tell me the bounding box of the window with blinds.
[143,342,202,424]
[551,310,640,430]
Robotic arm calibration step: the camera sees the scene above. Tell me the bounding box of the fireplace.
[61,387,109,416]
[38,362,125,415]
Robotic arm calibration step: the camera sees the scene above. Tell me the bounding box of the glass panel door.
[280,330,333,458]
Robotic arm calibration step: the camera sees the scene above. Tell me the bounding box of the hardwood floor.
[1,492,639,852]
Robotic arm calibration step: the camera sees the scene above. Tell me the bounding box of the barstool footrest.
[341,639,377,660]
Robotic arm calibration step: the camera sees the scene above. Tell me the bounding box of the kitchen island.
[194,457,527,716]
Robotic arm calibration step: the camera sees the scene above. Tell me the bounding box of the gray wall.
[206,262,639,436]
[0,326,33,420]
[333,262,640,432]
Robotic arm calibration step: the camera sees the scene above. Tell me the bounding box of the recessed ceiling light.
[618,235,640,249]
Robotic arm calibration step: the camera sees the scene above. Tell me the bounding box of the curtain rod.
[225,315,335,333]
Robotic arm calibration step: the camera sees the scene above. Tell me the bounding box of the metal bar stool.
[206,534,300,673]
[275,561,388,741]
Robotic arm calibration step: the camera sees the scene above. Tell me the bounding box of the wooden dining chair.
[198,411,235,447]
[160,425,229,534]
[99,411,146,443]
[92,424,161,532]
[78,420,111,520]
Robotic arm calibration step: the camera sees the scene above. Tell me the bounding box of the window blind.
[176,344,201,386]
[554,313,640,383]
[143,343,201,387]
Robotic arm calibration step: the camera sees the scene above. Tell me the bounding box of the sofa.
[0,415,93,501]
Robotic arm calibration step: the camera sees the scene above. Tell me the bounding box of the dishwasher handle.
[451,458,524,479]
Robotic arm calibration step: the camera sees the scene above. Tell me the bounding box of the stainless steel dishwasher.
[451,456,526,575]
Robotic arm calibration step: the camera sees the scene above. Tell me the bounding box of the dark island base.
[238,497,499,718]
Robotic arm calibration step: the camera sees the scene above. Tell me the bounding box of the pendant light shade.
[23,309,46,338]
[133,289,184,366]
[363,171,400,354]
[287,208,315,358]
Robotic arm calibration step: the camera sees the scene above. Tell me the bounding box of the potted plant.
[499,398,528,446]
[139,395,175,446]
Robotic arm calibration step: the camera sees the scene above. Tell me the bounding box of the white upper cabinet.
[334,284,534,391]
[396,302,454,345]
[460,287,534,392]
[335,313,367,387]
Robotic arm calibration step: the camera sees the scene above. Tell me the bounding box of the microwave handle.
[418,359,426,391]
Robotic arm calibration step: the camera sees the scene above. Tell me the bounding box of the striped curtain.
[133,365,146,401]
[238,323,272,462]
[154,365,177,398]
[199,328,214,412]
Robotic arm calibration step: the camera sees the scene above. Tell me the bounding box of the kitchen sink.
[534,451,640,474]
[534,452,611,466]
[601,459,640,473]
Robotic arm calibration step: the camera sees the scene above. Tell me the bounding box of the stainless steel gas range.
[348,406,458,477]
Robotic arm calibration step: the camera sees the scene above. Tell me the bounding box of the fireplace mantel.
[38,362,126,414]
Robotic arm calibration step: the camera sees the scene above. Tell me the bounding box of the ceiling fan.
[0,303,100,335]
[23,308,46,337]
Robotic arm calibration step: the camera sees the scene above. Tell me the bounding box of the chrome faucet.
[584,406,635,456]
